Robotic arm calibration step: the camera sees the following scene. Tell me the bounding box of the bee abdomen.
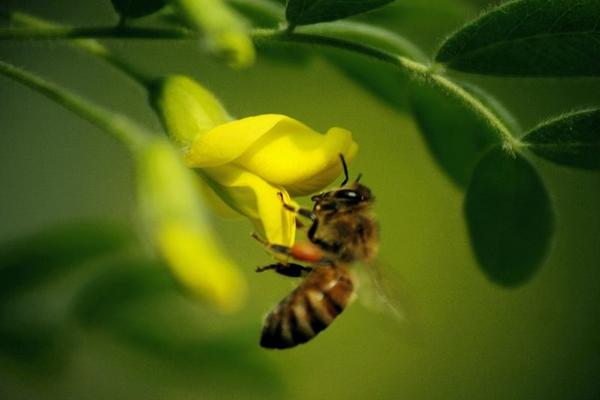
[260,266,354,349]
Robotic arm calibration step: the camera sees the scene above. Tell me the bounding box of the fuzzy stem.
[8,12,154,86]
[253,29,521,150]
[0,25,190,40]
[0,20,520,148]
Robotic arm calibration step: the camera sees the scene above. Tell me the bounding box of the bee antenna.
[355,173,362,183]
[339,154,349,186]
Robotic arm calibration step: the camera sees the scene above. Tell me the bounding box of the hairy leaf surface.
[524,108,600,169]
[286,0,396,26]
[436,0,600,76]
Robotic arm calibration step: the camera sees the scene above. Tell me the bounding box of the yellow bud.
[169,0,256,69]
[150,75,231,149]
[157,222,246,313]
[136,140,247,312]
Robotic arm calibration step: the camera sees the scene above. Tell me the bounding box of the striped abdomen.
[260,264,354,349]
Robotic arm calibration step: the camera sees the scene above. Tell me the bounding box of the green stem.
[76,39,154,86]
[8,12,154,86]
[0,60,151,152]
[299,21,429,63]
[254,29,520,150]
[0,25,191,40]
[0,20,519,148]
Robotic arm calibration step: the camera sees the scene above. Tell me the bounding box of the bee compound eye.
[334,190,360,201]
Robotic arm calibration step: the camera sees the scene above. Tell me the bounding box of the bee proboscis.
[254,155,378,349]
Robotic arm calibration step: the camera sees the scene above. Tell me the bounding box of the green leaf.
[523,108,600,169]
[301,21,428,62]
[409,81,506,188]
[436,0,600,76]
[111,0,166,19]
[0,222,134,302]
[286,0,396,27]
[464,147,554,287]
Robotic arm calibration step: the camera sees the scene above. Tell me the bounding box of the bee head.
[311,183,374,215]
[310,154,374,212]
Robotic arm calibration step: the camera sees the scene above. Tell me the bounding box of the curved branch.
[0,60,151,152]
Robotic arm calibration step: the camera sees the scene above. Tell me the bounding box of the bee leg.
[251,232,293,256]
[277,192,316,221]
[256,263,312,277]
[251,233,332,265]
[251,232,295,258]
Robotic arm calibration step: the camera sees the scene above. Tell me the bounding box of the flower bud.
[168,0,255,69]
[150,75,231,148]
[136,140,247,312]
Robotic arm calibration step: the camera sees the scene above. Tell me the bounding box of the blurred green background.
[1,0,599,399]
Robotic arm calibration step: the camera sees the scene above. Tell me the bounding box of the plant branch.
[253,29,520,149]
[0,60,151,152]
[8,11,154,86]
[0,25,191,40]
[0,19,519,148]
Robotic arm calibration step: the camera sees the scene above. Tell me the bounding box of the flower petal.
[185,114,359,195]
[200,165,297,246]
[238,126,359,196]
[185,114,300,168]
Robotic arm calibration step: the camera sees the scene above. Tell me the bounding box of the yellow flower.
[151,75,358,247]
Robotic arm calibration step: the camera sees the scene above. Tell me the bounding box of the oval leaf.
[302,20,428,62]
[286,0,396,27]
[111,0,166,19]
[436,0,600,76]
[464,147,554,287]
[524,108,600,169]
[409,82,506,188]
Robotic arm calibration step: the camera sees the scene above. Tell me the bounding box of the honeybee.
[253,155,378,349]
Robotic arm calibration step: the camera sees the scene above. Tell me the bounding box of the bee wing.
[355,260,421,332]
